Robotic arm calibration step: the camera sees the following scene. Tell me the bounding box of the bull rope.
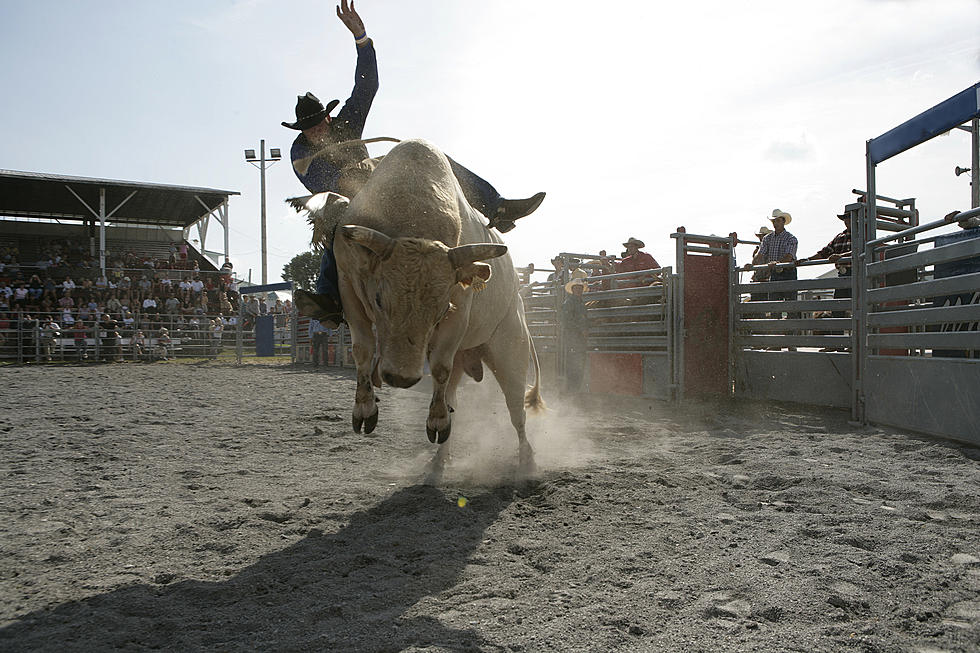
[311,136,402,160]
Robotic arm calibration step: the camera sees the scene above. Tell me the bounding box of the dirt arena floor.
[1,360,978,652]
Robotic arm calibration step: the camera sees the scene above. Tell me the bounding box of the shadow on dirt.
[1,485,516,652]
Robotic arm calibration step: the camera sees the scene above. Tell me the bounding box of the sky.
[1,0,979,283]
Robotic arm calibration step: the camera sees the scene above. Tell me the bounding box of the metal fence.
[0,310,239,363]
[523,253,674,400]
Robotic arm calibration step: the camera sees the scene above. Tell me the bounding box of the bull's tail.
[524,335,546,413]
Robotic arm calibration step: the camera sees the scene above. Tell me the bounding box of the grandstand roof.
[0,169,240,228]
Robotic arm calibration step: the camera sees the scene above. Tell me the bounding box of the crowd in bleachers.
[0,236,290,361]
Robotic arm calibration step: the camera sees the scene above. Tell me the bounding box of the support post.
[260,139,268,284]
[99,188,106,277]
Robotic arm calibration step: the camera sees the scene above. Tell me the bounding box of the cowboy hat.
[622,237,645,248]
[755,225,774,238]
[770,209,792,225]
[564,278,589,294]
[282,92,340,131]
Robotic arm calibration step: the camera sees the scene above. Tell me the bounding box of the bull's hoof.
[363,410,379,434]
[353,409,379,434]
[426,421,452,444]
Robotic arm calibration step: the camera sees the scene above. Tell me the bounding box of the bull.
[290,139,544,477]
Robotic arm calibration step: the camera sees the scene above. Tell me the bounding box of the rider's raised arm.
[334,0,378,136]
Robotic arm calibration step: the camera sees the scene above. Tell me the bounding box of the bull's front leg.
[425,354,453,444]
[341,284,379,434]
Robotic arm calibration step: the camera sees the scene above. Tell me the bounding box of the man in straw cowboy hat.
[748,209,800,337]
[560,277,590,393]
[286,1,545,327]
[616,237,659,288]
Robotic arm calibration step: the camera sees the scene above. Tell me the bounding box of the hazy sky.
[1,0,978,282]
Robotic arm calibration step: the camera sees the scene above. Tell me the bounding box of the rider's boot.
[294,289,344,329]
[488,192,546,233]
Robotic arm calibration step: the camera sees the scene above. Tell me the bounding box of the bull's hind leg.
[484,332,536,477]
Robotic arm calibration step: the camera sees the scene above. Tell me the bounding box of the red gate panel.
[683,254,730,397]
[588,353,642,396]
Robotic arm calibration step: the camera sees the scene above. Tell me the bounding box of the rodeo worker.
[282,0,545,327]
[284,0,546,327]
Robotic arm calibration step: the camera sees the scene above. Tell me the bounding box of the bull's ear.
[339,225,395,260]
[447,243,507,268]
[455,262,492,289]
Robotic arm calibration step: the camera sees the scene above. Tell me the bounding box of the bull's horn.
[340,225,395,260]
[447,243,508,268]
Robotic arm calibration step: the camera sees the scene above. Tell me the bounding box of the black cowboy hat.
[282,92,340,130]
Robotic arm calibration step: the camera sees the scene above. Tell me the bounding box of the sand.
[1,361,978,652]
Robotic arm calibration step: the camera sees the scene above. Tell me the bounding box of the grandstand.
[0,169,239,274]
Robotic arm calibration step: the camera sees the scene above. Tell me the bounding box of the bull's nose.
[383,371,421,388]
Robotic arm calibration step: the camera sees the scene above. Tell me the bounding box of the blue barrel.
[255,314,275,356]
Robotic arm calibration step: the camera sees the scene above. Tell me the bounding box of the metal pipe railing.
[865,207,980,248]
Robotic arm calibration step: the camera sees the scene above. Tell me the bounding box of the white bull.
[292,139,543,476]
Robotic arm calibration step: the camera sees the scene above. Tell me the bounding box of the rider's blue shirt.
[290,40,379,194]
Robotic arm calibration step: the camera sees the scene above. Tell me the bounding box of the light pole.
[245,140,282,283]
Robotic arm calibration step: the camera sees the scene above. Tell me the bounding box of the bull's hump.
[349,139,463,243]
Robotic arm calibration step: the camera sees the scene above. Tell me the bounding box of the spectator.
[209,319,224,359]
[100,313,120,362]
[547,256,566,285]
[62,276,76,292]
[57,290,74,311]
[106,293,123,315]
[156,327,172,361]
[20,313,38,357]
[73,320,89,360]
[41,317,61,361]
[28,274,43,300]
[744,225,773,320]
[178,277,192,302]
[567,259,587,282]
[310,318,332,365]
[749,209,799,347]
[165,294,181,319]
[137,275,152,301]
[616,237,659,287]
[560,278,590,393]
[133,330,147,360]
[190,276,204,302]
[799,207,853,351]
[13,284,28,310]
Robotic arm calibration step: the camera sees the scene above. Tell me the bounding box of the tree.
[282,251,320,291]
